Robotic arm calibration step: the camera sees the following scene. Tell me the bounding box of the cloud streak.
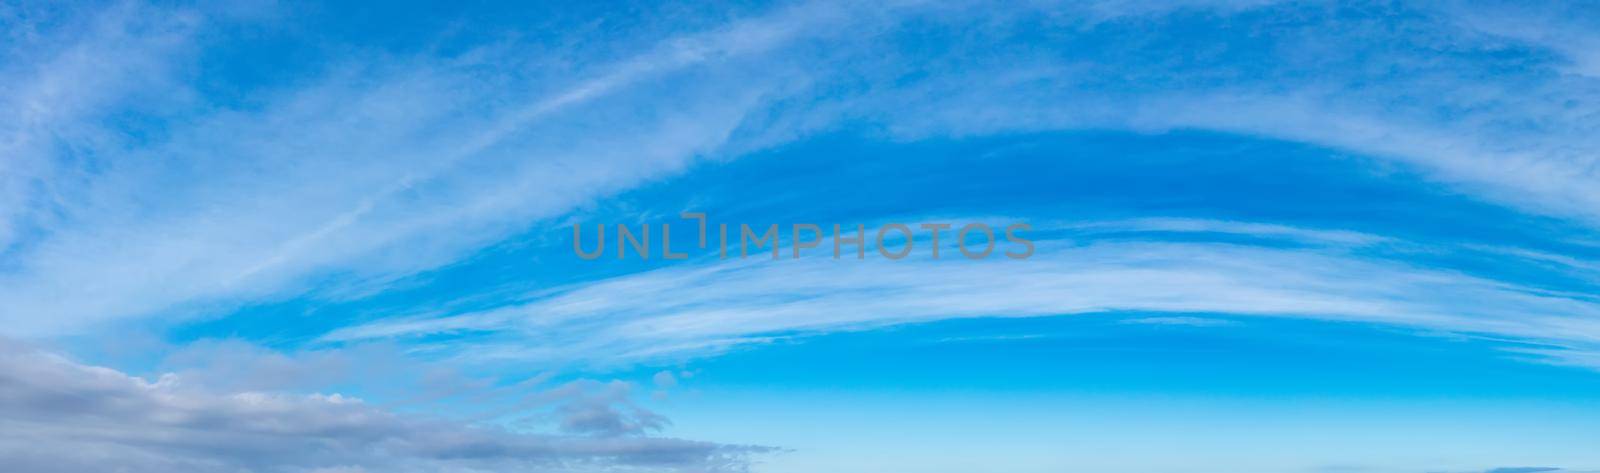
[326,218,1600,367]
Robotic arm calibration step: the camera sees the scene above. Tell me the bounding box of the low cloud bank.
[0,339,770,473]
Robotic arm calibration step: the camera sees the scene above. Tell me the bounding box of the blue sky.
[3,1,1600,472]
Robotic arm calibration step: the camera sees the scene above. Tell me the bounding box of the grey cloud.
[538,379,671,438]
[0,339,770,473]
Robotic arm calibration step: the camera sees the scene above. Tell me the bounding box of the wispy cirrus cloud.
[0,1,198,254]
[3,0,1599,342]
[0,0,866,334]
[324,219,1600,367]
